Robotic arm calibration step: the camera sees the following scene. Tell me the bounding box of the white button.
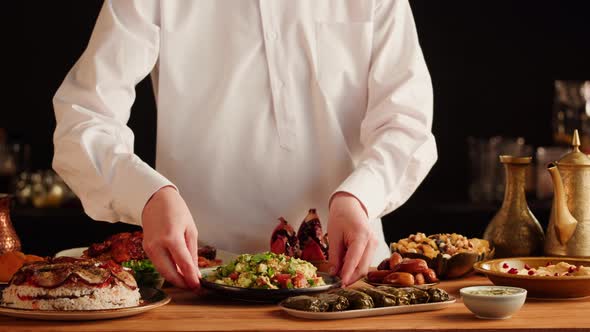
[267,31,278,40]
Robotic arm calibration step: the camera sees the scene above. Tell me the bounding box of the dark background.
[4,1,590,256]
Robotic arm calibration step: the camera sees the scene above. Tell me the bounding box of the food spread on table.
[1,208,588,322]
[205,251,325,289]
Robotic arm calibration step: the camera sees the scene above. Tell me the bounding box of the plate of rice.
[0,257,170,320]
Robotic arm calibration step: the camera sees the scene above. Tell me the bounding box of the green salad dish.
[205,252,325,289]
[200,252,340,302]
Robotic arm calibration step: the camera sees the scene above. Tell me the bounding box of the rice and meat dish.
[206,252,325,289]
[281,286,451,312]
[1,257,140,310]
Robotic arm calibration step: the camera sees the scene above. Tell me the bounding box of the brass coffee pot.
[545,130,590,257]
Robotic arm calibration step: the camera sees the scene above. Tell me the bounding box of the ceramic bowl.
[394,245,494,279]
[460,286,527,319]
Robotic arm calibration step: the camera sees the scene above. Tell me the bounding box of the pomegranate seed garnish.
[554,272,559,276]
[502,263,509,269]
[524,264,531,270]
[508,268,519,274]
[568,266,576,273]
[528,270,535,276]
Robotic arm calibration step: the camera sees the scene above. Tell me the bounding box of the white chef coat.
[53,0,436,265]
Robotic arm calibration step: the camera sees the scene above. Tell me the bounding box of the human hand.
[327,192,378,287]
[141,186,201,289]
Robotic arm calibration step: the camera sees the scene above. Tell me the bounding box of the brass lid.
[499,155,532,164]
[557,130,590,166]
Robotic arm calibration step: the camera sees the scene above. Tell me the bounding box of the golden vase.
[483,156,545,257]
[0,194,21,255]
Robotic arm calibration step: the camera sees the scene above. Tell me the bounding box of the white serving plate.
[55,247,238,264]
[279,296,456,320]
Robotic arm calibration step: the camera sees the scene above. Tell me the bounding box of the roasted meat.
[84,231,145,263]
[9,257,137,289]
[85,231,220,267]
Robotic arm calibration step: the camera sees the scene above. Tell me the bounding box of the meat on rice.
[1,257,140,310]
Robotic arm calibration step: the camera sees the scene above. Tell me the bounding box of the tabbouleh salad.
[205,252,325,289]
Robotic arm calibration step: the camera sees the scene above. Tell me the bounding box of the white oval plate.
[279,296,456,320]
[55,247,238,265]
[54,247,87,258]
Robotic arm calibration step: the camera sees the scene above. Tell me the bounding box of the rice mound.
[1,281,140,310]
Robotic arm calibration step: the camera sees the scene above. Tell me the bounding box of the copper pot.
[0,193,21,255]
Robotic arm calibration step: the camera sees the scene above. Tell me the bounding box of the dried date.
[382,272,415,286]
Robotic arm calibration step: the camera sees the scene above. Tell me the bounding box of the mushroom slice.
[30,267,72,288]
[111,269,138,289]
[73,266,111,285]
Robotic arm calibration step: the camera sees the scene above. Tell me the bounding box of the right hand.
[141,186,201,289]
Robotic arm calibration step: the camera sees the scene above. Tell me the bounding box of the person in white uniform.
[53,0,436,290]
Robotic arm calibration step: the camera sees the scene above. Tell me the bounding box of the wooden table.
[0,276,588,332]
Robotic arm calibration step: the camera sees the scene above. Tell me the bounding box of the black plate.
[200,271,341,303]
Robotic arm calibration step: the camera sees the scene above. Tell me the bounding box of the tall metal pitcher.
[545,130,590,257]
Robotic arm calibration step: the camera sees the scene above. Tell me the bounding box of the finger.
[328,235,345,277]
[147,246,187,289]
[340,237,368,287]
[168,239,201,289]
[185,225,201,278]
[348,236,378,285]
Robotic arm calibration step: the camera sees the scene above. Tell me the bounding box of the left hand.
[327,192,379,287]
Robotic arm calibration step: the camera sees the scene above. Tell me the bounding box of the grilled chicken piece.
[84,231,146,263]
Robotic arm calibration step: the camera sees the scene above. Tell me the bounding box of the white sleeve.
[52,0,174,225]
[334,0,437,220]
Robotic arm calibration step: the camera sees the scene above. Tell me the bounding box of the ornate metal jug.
[545,130,590,257]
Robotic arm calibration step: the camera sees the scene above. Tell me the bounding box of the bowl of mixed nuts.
[389,233,494,279]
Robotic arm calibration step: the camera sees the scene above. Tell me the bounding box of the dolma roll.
[397,287,430,304]
[358,287,398,307]
[426,287,451,302]
[316,293,350,311]
[375,286,411,305]
[331,288,374,310]
[281,295,329,312]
